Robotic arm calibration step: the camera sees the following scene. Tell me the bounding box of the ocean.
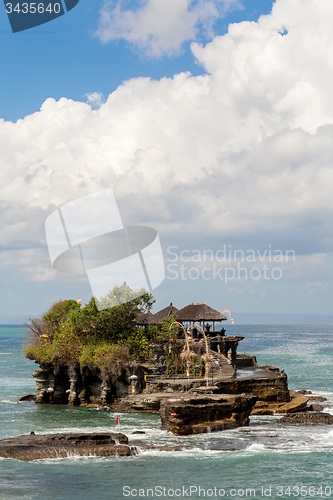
[0,324,332,500]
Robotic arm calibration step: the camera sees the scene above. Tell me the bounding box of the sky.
[0,0,333,321]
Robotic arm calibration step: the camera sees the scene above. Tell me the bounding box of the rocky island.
[22,292,295,439]
[4,292,328,462]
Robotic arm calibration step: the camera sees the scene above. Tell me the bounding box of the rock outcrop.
[0,432,137,461]
[159,394,257,435]
[251,395,309,415]
[289,390,327,402]
[29,343,289,411]
[32,362,146,406]
[279,412,333,425]
[213,373,289,403]
[113,393,170,413]
[17,394,36,402]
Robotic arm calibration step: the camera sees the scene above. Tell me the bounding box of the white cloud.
[95,0,242,58]
[2,0,333,297]
[0,249,56,282]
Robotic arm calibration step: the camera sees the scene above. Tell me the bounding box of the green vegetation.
[25,287,160,369]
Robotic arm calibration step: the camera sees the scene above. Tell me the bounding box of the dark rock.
[289,389,314,397]
[289,390,327,402]
[33,362,147,406]
[91,406,110,412]
[130,441,193,452]
[213,374,289,403]
[131,431,146,434]
[114,393,171,413]
[0,432,136,461]
[275,396,309,414]
[17,394,36,402]
[159,394,257,435]
[279,412,333,425]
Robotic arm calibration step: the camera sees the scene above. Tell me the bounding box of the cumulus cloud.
[2,0,333,295]
[0,249,56,282]
[95,0,242,57]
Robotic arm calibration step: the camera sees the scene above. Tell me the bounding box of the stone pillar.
[47,373,56,403]
[231,342,238,368]
[68,365,79,406]
[33,368,48,403]
[221,340,228,357]
[101,377,111,405]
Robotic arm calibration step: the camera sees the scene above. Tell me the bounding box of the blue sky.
[0,0,274,122]
[1,0,333,320]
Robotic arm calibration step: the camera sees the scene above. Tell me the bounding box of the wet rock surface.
[0,432,137,461]
[17,394,36,402]
[160,394,257,435]
[279,412,333,425]
[289,390,327,402]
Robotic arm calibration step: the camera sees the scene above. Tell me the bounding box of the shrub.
[51,320,82,364]
[24,290,161,368]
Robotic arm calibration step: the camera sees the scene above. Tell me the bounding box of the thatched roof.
[154,302,179,322]
[136,311,160,325]
[176,303,227,322]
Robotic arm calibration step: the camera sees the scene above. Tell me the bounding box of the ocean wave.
[33,454,115,464]
[136,447,228,459]
[244,443,267,453]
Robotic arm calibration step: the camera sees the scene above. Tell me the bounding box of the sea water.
[0,325,332,500]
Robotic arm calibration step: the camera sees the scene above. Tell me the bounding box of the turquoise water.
[0,325,332,500]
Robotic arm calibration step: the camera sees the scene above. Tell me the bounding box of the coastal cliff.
[32,362,147,406]
[24,296,291,436]
[31,353,289,407]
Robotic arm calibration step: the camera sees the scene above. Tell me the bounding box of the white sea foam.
[322,407,333,415]
[34,454,112,464]
[136,447,227,459]
[326,429,333,440]
[244,443,267,453]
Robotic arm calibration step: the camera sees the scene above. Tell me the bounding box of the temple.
[136,301,244,383]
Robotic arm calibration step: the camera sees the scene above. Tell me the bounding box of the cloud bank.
[1,0,333,297]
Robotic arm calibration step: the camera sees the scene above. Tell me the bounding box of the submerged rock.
[279,412,333,425]
[309,404,324,412]
[0,432,137,461]
[17,394,36,403]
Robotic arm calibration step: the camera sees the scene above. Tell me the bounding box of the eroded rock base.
[0,432,137,461]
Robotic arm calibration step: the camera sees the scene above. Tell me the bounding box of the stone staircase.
[208,350,235,379]
[144,347,235,387]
